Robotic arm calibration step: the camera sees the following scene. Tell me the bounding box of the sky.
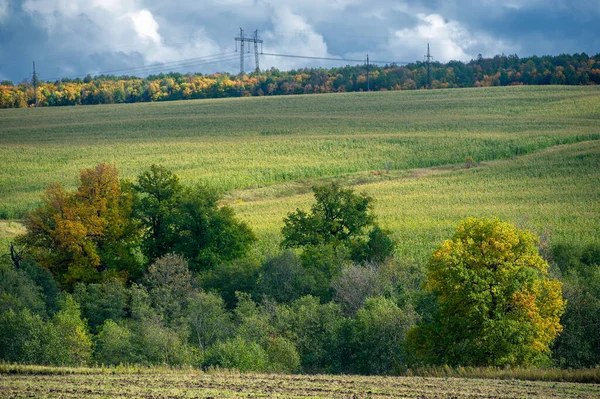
[0,0,598,83]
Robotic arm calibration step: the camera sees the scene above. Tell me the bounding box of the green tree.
[172,186,255,271]
[409,218,566,367]
[52,295,93,365]
[144,254,193,326]
[351,297,418,374]
[134,164,182,262]
[94,319,137,365]
[0,308,60,364]
[134,166,255,271]
[256,250,313,303]
[73,278,128,333]
[282,183,394,264]
[0,256,47,316]
[282,183,374,248]
[284,295,345,373]
[186,291,232,355]
[551,243,600,367]
[205,336,268,372]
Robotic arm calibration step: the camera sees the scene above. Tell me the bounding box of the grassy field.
[0,85,599,260]
[231,140,600,260]
[1,86,599,220]
[1,366,600,399]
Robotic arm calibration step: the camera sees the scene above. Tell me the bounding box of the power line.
[366,54,370,91]
[32,61,38,107]
[46,52,239,81]
[261,52,410,65]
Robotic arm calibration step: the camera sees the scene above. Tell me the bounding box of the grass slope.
[231,140,600,261]
[1,86,599,219]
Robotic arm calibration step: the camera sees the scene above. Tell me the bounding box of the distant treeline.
[1,53,599,108]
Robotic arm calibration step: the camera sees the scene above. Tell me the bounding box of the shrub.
[206,336,268,372]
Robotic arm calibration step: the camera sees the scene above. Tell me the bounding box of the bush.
[94,319,137,365]
[351,297,418,374]
[266,337,300,372]
[206,336,268,372]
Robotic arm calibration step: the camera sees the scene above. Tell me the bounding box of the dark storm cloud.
[0,0,598,83]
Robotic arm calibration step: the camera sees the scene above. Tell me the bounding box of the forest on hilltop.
[1,53,599,108]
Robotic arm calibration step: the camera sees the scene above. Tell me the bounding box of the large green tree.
[134,165,255,271]
[281,183,394,264]
[409,217,565,367]
[282,183,374,248]
[134,164,182,262]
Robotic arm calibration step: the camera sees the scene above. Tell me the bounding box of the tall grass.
[1,362,598,383]
[403,365,600,383]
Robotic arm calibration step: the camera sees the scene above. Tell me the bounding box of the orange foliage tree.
[18,164,141,287]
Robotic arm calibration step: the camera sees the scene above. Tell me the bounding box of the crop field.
[231,140,600,260]
[0,85,599,259]
[1,367,600,399]
[1,86,599,219]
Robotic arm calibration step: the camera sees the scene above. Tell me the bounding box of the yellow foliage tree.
[408,217,565,366]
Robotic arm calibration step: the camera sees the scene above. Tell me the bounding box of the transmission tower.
[366,54,370,91]
[32,61,39,107]
[235,28,263,75]
[424,43,433,89]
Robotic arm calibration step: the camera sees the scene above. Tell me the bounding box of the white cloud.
[389,13,514,62]
[0,0,9,22]
[19,0,222,75]
[130,9,161,44]
[260,6,331,70]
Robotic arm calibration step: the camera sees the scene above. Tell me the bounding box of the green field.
[231,140,600,260]
[1,85,599,260]
[1,367,599,399]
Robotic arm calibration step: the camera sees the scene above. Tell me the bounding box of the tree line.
[1,164,599,372]
[1,53,598,108]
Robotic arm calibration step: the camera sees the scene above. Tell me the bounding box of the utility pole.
[235,29,263,75]
[425,43,433,89]
[366,54,370,92]
[32,61,38,107]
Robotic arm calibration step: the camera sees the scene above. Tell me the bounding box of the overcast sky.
[0,0,598,83]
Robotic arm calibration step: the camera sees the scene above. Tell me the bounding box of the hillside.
[1,85,599,223]
[1,85,599,374]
